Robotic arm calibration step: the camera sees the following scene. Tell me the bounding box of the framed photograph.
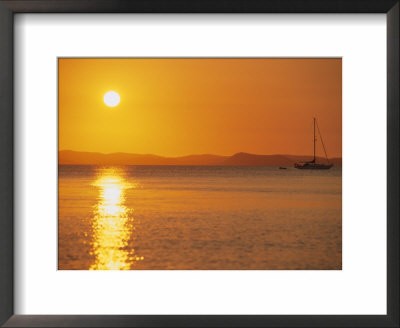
[0,0,398,327]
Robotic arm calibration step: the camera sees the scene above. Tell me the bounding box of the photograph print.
[58,58,342,270]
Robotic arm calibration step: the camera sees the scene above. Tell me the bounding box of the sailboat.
[294,118,333,170]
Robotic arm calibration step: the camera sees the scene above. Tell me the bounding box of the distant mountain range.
[59,150,342,167]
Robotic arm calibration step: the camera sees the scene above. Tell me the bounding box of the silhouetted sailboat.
[295,118,333,170]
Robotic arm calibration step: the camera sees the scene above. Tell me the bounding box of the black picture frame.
[0,1,398,327]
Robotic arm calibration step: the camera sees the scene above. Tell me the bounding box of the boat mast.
[313,117,316,163]
[316,119,330,164]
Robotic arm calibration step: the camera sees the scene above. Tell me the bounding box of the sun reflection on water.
[90,168,143,270]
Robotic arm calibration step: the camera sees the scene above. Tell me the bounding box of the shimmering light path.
[89,168,143,270]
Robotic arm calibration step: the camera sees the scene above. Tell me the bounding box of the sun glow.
[103,91,120,107]
[60,58,342,157]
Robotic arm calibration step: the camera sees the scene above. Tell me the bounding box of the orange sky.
[59,58,341,157]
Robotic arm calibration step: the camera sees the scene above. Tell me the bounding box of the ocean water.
[58,165,342,270]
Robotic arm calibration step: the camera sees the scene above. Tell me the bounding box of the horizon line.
[59,149,342,159]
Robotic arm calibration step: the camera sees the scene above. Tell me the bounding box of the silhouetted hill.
[59,150,342,166]
[59,150,228,166]
[224,152,294,166]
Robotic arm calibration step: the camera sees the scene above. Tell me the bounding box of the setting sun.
[104,91,120,107]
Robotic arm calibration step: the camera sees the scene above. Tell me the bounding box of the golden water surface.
[58,165,342,270]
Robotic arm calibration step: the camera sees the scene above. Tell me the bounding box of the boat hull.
[294,163,333,170]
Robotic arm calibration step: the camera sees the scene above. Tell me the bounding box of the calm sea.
[58,165,342,270]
